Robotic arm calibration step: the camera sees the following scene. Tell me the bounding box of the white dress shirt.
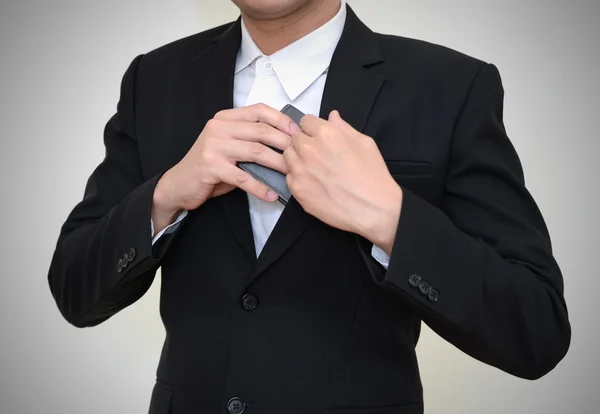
[152,0,390,268]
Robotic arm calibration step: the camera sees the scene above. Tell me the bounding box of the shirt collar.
[235,0,347,101]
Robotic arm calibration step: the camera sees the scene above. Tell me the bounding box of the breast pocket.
[384,159,440,203]
[384,160,432,178]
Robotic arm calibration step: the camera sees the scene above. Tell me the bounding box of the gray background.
[0,0,598,413]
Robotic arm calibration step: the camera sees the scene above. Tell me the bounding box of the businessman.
[48,0,571,413]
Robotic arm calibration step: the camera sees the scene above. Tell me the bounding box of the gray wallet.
[237,104,305,205]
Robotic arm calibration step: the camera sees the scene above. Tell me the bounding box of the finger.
[283,145,300,172]
[290,130,311,156]
[220,163,279,202]
[224,140,290,175]
[328,110,358,135]
[214,103,298,136]
[298,114,329,137]
[222,121,292,152]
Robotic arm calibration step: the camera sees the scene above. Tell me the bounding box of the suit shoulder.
[375,32,488,74]
[141,21,235,64]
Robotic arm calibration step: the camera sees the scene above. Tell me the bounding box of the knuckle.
[205,118,220,131]
[363,136,377,150]
[200,149,218,167]
[254,102,268,113]
[202,135,218,150]
[298,141,312,155]
[256,122,270,136]
[235,171,249,185]
[318,124,331,136]
[200,149,213,162]
[250,142,265,156]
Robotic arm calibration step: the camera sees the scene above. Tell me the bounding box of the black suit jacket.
[48,7,571,414]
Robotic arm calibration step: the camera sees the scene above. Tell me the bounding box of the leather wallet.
[237,104,305,205]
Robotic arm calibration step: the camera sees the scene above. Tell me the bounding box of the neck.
[241,0,341,55]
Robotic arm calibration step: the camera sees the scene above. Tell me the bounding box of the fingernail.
[267,189,278,201]
[290,122,300,133]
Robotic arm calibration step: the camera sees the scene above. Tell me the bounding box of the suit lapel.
[246,6,385,286]
[319,6,385,133]
[183,18,258,263]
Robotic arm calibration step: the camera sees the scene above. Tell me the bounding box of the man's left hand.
[283,110,403,254]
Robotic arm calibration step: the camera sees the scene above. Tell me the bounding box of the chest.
[137,73,454,209]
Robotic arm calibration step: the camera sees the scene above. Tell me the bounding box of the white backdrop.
[0,0,598,413]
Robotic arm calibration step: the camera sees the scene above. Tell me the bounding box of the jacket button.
[122,254,130,267]
[418,281,431,295]
[241,294,258,311]
[227,397,246,414]
[408,273,421,287]
[117,259,124,273]
[428,288,439,302]
[127,248,136,261]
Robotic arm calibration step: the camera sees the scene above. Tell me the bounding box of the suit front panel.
[156,206,424,412]
[131,21,474,414]
[44,6,566,414]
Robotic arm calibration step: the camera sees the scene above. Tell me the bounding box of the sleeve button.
[117,259,124,273]
[408,273,422,287]
[127,248,136,261]
[428,288,439,302]
[418,281,431,295]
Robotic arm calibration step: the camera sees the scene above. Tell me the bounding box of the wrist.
[153,169,182,218]
[359,181,403,254]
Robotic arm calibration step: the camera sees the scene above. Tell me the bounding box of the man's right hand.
[151,103,298,236]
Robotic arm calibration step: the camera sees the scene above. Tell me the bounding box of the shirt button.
[408,273,421,287]
[241,293,259,311]
[263,60,273,71]
[418,281,431,296]
[227,397,246,414]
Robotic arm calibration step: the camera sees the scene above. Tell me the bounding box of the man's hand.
[151,103,297,236]
[284,110,403,255]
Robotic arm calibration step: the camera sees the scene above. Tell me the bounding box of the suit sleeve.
[357,63,571,380]
[48,54,181,328]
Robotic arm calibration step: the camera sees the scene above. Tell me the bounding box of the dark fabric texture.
[48,6,570,414]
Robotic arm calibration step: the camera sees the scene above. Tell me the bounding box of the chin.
[231,0,312,19]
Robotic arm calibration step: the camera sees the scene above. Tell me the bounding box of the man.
[48,0,571,413]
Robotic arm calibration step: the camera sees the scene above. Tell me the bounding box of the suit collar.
[235,0,347,101]
[201,4,382,68]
